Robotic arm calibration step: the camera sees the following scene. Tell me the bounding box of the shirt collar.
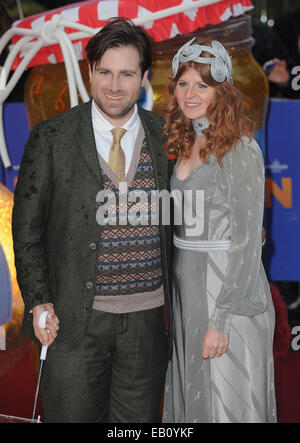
[92,100,139,132]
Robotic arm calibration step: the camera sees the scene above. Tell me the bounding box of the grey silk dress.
[163,137,277,423]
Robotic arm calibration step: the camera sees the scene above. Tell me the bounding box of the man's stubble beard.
[93,90,140,123]
[95,100,135,121]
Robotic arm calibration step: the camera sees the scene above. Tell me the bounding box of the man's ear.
[142,69,149,88]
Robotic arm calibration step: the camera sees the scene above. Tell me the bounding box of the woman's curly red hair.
[163,43,254,166]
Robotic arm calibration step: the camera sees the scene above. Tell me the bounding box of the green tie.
[108,127,127,181]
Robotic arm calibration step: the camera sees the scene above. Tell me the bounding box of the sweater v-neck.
[97,122,145,188]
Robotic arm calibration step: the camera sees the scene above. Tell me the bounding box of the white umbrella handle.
[38,310,51,360]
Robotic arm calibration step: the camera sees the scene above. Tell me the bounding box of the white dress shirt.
[91,100,141,175]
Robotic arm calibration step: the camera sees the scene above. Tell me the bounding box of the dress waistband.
[173,234,230,251]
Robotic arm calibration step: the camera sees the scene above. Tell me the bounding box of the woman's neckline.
[174,158,205,182]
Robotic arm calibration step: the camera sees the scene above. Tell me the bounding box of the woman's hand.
[202,328,229,359]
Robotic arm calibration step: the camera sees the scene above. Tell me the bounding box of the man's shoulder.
[34,101,91,133]
[137,106,165,129]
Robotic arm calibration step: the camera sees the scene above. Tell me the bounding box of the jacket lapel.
[74,102,167,191]
[75,100,103,188]
[138,107,168,191]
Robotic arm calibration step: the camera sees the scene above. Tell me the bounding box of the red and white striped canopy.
[11,0,253,69]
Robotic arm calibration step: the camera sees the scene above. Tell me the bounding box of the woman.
[162,39,277,423]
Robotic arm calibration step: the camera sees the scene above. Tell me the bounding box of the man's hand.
[202,328,229,359]
[32,304,60,347]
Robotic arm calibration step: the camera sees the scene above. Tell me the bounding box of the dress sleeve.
[209,137,268,333]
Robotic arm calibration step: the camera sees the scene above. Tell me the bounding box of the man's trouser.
[41,306,169,423]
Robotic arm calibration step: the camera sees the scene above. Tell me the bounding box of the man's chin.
[94,101,135,123]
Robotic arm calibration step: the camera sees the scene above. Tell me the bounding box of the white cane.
[32,310,51,422]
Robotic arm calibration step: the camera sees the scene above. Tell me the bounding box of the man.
[12,18,172,423]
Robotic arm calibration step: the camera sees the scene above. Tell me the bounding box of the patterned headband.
[172,38,233,84]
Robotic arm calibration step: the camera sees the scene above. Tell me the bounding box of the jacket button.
[90,242,97,250]
[86,282,93,290]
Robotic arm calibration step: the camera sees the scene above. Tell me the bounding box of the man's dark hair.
[85,17,152,76]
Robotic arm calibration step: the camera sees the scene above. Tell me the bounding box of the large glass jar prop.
[24,59,91,129]
[24,14,268,152]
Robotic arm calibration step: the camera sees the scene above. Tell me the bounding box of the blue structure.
[264,99,300,281]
